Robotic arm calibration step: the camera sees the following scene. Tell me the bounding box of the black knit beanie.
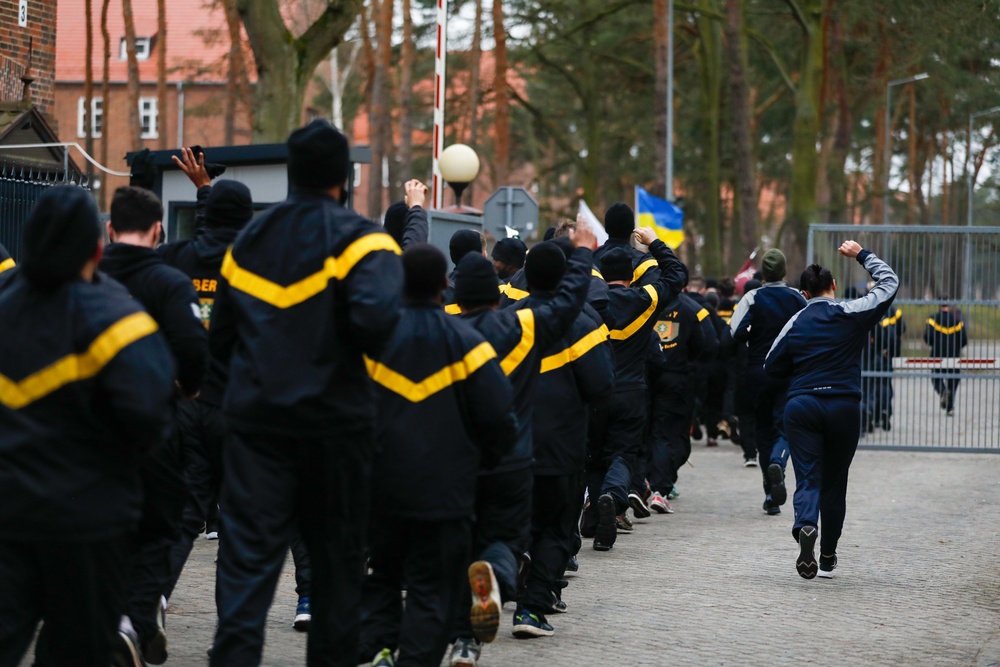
[287,120,350,191]
[206,180,254,230]
[449,229,482,265]
[604,202,635,240]
[383,201,408,246]
[21,186,101,289]
[525,242,567,292]
[548,236,574,260]
[455,253,500,304]
[492,238,527,269]
[601,247,633,282]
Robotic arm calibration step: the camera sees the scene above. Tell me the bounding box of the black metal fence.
[0,164,91,260]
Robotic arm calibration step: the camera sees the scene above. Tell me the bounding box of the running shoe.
[762,497,781,516]
[743,457,758,468]
[628,491,651,519]
[565,555,579,573]
[449,638,482,666]
[818,552,838,579]
[616,513,634,532]
[372,648,395,667]
[112,626,147,667]
[667,486,679,500]
[796,526,818,579]
[293,597,311,632]
[512,607,555,638]
[468,561,501,643]
[648,492,673,514]
[767,463,787,506]
[145,597,168,664]
[593,494,617,552]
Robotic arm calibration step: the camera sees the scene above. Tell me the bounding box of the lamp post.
[438,143,480,209]
[961,105,1000,301]
[883,73,929,225]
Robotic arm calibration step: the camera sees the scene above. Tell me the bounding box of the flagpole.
[634,185,639,247]
[432,0,448,209]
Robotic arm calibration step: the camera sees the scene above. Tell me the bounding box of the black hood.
[193,226,239,264]
[99,243,163,282]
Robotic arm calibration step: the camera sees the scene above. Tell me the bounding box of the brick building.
[0,0,57,121]
[53,0,255,202]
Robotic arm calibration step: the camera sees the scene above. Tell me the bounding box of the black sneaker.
[565,555,579,573]
[766,464,787,506]
[628,492,651,519]
[796,526,818,579]
[548,591,568,614]
[818,553,838,578]
[593,493,617,552]
[511,607,555,638]
[762,498,780,516]
[580,501,596,539]
[145,599,168,664]
[112,628,147,667]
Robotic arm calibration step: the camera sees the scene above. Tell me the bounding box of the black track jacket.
[100,243,208,397]
[366,300,518,519]
[210,190,403,436]
[460,247,593,473]
[0,270,175,540]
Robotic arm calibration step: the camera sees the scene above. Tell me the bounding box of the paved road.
[20,444,1000,666]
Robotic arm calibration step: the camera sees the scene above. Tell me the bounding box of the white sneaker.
[648,492,673,514]
[205,531,219,540]
[468,561,501,643]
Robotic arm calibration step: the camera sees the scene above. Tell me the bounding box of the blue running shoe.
[293,597,311,632]
[512,607,554,638]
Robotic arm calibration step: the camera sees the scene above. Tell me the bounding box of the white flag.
[577,199,609,247]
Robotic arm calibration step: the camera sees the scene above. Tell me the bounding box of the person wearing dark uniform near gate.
[864,299,906,432]
[208,120,404,667]
[0,186,174,667]
[924,303,967,416]
[382,179,431,251]
[449,227,595,662]
[359,244,518,667]
[99,185,208,665]
[765,241,898,579]
[155,148,260,599]
[729,249,806,516]
[443,230,487,313]
[584,227,686,552]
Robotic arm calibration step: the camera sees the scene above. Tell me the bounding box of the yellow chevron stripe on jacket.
[444,303,462,315]
[609,285,659,340]
[499,283,530,301]
[632,259,657,284]
[0,258,14,273]
[881,309,902,327]
[365,341,496,403]
[696,308,709,322]
[926,318,963,335]
[592,268,604,280]
[221,233,401,309]
[540,324,609,373]
[0,311,159,409]
[500,309,536,375]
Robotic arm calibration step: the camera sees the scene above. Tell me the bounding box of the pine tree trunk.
[367,0,392,217]
[398,0,414,180]
[906,84,917,225]
[696,0,723,277]
[724,0,756,259]
[465,0,482,196]
[223,0,242,144]
[653,0,669,197]
[121,0,143,148]
[99,0,111,209]
[826,11,851,225]
[156,0,168,149]
[492,0,510,185]
[84,0,94,186]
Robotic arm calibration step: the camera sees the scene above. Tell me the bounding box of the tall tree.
[695,0,723,276]
[398,0,415,179]
[99,0,111,210]
[84,0,94,187]
[465,0,483,196]
[367,0,393,216]
[237,0,363,142]
[121,0,142,147]
[156,0,168,148]
[492,0,510,185]
[724,0,756,259]
[222,0,247,144]
[652,0,669,197]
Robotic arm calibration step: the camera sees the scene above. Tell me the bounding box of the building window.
[139,97,158,140]
[76,97,103,138]
[120,36,151,61]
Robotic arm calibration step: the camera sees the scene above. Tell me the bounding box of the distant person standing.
[924,303,967,416]
[208,120,403,667]
[765,241,898,579]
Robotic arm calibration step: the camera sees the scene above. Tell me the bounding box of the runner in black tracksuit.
[864,306,905,431]
[451,234,594,650]
[0,186,175,667]
[686,286,731,446]
[156,177,255,603]
[592,202,661,289]
[647,291,714,511]
[925,305,967,415]
[585,227,686,552]
[730,250,806,515]
[99,186,208,663]
[207,121,403,667]
[765,242,898,579]
[515,238,613,639]
[360,244,517,667]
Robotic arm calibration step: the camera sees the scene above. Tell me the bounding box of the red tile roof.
[56,0,256,84]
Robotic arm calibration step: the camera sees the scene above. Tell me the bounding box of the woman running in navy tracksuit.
[765,241,898,580]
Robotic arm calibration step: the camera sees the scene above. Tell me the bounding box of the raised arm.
[838,241,899,331]
[635,227,686,306]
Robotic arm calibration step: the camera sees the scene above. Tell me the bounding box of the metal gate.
[0,163,91,260]
[807,224,1000,452]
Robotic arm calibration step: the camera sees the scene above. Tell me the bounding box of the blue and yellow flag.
[636,186,684,249]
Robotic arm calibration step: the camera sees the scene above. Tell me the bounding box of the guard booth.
[125,143,371,242]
